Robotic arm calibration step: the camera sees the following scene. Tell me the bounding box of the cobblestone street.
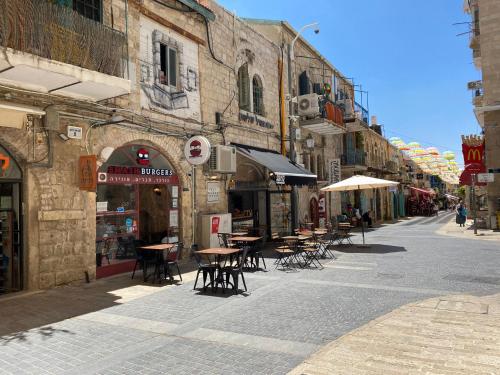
[1,214,500,374]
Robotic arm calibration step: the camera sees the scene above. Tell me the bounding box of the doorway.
[309,197,319,229]
[0,144,23,294]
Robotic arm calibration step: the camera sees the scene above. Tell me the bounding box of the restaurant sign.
[79,155,97,191]
[98,172,179,185]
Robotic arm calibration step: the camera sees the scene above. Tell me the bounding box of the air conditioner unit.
[297,94,320,117]
[209,145,236,173]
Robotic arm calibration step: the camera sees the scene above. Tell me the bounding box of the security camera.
[314,28,320,34]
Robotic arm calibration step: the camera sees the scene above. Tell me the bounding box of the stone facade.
[467,0,500,228]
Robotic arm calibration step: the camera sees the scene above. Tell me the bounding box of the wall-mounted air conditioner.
[297,94,320,117]
[209,145,237,173]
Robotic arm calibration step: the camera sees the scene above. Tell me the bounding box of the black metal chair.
[192,248,217,292]
[249,241,266,270]
[222,247,249,294]
[164,242,183,282]
[131,239,149,280]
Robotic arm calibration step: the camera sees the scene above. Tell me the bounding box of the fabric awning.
[410,187,436,195]
[235,144,316,186]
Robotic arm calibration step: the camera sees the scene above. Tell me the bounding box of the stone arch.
[92,131,191,190]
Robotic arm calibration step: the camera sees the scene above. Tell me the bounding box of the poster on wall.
[211,216,220,234]
[207,181,220,203]
[172,186,178,198]
[169,210,179,227]
[79,155,97,191]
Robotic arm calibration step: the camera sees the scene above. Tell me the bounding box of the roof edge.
[177,0,215,21]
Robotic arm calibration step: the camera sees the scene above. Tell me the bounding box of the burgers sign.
[184,136,211,165]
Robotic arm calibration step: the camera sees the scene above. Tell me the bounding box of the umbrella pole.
[357,186,370,248]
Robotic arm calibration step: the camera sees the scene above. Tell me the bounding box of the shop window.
[96,145,180,276]
[160,43,178,88]
[73,0,102,22]
[238,64,250,111]
[252,75,264,116]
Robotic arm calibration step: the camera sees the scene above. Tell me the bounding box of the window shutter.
[313,83,322,95]
[169,48,177,87]
[238,64,250,111]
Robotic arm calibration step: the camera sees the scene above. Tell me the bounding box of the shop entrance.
[96,144,180,278]
[0,144,23,294]
[309,197,319,228]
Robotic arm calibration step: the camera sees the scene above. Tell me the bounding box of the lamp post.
[288,22,319,233]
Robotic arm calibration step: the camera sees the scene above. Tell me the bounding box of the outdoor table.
[139,243,175,283]
[230,232,248,237]
[196,247,241,291]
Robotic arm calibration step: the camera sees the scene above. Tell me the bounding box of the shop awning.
[410,187,436,195]
[235,144,316,186]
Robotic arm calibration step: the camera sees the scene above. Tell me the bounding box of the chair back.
[167,242,183,262]
[237,247,250,271]
[190,247,203,266]
[218,233,231,248]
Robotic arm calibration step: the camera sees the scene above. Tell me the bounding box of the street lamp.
[288,22,320,233]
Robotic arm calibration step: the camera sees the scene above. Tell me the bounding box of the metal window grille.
[73,0,102,22]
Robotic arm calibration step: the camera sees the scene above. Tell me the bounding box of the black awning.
[235,144,316,186]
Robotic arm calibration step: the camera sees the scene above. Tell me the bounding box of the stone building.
[464,0,500,229]
[0,0,319,293]
[246,20,358,227]
[0,0,220,292]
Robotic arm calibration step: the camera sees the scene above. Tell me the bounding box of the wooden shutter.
[238,64,250,111]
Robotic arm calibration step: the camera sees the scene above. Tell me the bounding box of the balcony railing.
[341,150,366,166]
[354,101,369,124]
[0,0,127,78]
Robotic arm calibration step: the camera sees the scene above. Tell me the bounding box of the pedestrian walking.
[456,202,467,227]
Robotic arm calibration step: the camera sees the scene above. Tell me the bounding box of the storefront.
[95,144,180,278]
[229,144,316,237]
[0,144,22,294]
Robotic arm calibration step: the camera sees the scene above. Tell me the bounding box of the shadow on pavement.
[333,244,406,254]
[0,262,198,340]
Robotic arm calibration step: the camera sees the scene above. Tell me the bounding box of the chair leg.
[176,263,182,282]
[131,260,139,279]
[240,271,247,292]
[260,253,266,269]
[202,270,208,291]
[194,269,201,290]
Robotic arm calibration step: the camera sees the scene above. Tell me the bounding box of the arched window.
[252,75,264,116]
[237,64,250,111]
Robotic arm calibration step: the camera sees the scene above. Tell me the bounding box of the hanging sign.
[275,173,285,185]
[329,159,341,184]
[79,155,97,191]
[477,173,494,183]
[184,136,211,165]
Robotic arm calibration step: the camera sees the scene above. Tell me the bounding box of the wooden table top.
[230,232,248,237]
[230,236,262,242]
[196,247,241,256]
[139,243,175,251]
[282,235,311,241]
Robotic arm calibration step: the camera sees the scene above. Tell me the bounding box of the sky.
[217,0,480,167]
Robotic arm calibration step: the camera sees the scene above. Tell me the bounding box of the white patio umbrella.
[321,175,399,246]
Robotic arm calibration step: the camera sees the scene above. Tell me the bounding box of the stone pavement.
[289,292,500,375]
[0,214,499,374]
[436,215,500,242]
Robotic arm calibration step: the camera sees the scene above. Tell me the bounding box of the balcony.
[385,160,399,174]
[0,0,130,101]
[345,101,369,132]
[299,99,347,135]
[341,150,367,172]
